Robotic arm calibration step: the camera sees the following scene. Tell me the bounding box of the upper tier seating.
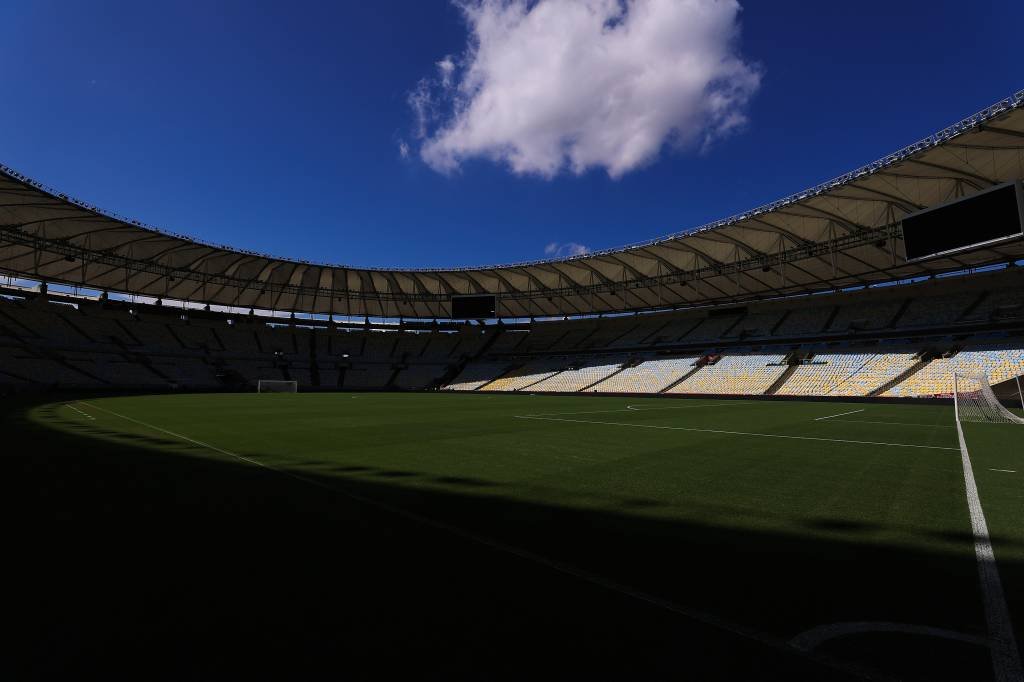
[393,364,448,390]
[828,302,902,332]
[609,322,659,347]
[579,316,637,350]
[773,307,833,336]
[898,293,978,328]
[962,290,1024,323]
[343,364,395,389]
[682,315,745,343]
[488,331,529,354]
[723,312,784,339]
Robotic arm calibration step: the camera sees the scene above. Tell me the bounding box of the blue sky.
[1,0,1021,269]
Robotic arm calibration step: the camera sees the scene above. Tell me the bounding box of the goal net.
[258,379,298,393]
[953,373,1024,424]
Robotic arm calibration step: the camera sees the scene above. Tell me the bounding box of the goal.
[953,372,1024,424]
[258,379,298,393]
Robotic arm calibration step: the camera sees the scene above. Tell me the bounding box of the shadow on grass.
[3,394,1019,682]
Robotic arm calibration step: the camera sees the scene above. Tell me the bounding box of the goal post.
[953,372,1024,424]
[258,379,298,393]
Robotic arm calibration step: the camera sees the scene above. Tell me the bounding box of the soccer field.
[6,392,1023,680]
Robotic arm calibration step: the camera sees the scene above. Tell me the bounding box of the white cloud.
[437,55,456,88]
[410,0,761,179]
[544,241,590,257]
[398,140,411,158]
[408,55,460,140]
[407,78,435,140]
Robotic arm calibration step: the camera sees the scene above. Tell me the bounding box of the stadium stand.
[528,358,625,392]
[896,293,978,328]
[443,361,515,391]
[827,302,903,332]
[828,353,920,396]
[962,290,1024,323]
[479,358,566,392]
[882,348,1024,398]
[584,356,698,393]
[487,330,529,354]
[0,293,468,392]
[2,93,1023,401]
[682,314,745,342]
[772,305,833,337]
[668,354,788,395]
[393,364,449,390]
[608,322,660,348]
[723,311,785,339]
[776,353,876,396]
[2,264,1024,397]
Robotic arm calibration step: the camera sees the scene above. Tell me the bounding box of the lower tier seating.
[828,353,919,396]
[668,354,787,395]
[585,356,698,393]
[777,354,875,396]
[529,359,626,393]
[882,349,1024,398]
[479,359,566,392]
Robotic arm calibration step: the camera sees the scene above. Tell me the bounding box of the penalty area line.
[65,403,95,420]
[814,409,865,421]
[77,401,878,681]
[514,415,959,451]
[625,402,754,412]
[516,402,742,418]
[825,419,954,428]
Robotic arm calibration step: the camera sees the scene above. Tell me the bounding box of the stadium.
[4,5,1024,679]
[4,89,1023,680]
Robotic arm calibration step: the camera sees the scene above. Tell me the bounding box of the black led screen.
[451,295,496,318]
[903,182,1023,260]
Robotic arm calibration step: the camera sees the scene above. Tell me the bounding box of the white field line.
[626,402,755,411]
[790,621,988,652]
[80,402,270,468]
[825,419,954,429]
[76,400,876,681]
[954,415,1023,682]
[516,402,740,418]
[65,403,95,420]
[814,409,865,421]
[990,469,1017,474]
[514,415,959,451]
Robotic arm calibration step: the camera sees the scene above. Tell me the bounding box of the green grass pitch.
[4,392,1023,680]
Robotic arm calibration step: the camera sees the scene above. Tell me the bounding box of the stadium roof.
[1,90,1023,319]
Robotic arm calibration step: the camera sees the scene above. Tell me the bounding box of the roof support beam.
[903,158,997,187]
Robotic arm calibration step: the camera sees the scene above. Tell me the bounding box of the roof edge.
[1,88,1022,273]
